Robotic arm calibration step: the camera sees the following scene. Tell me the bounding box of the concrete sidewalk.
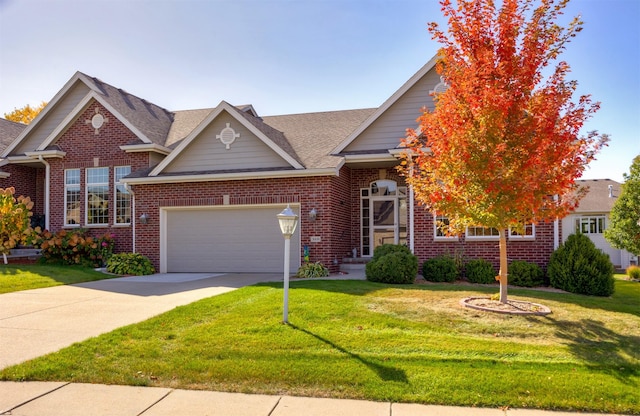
[0,381,628,416]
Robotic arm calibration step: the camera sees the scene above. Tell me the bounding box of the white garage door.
[163,205,301,273]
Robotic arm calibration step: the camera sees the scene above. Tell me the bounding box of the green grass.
[0,263,116,293]
[1,276,638,414]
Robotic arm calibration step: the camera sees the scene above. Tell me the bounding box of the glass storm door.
[361,180,407,257]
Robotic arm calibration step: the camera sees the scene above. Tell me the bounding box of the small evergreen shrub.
[422,255,459,282]
[509,260,546,287]
[465,258,495,284]
[35,229,114,267]
[106,253,155,276]
[547,233,615,296]
[296,262,329,278]
[626,265,640,280]
[366,251,418,284]
[371,243,413,260]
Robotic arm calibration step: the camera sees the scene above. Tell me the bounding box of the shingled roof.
[575,179,621,213]
[0,118,26,152]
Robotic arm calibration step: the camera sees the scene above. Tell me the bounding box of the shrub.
[366,251,418,284]
[422,255,459,282]
[509,260,546,287]
[627,265,640,280]
[547,233,615,296]
[465,258,495,284]
[296,262,329,278]
[371,243,413,260]
[35,229,114,267]
[106,253,155,276]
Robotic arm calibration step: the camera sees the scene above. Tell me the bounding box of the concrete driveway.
[0,273,281,370]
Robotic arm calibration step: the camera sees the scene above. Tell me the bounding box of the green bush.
[509,260,546,287]
[465,258,495,284]
[626,265,640,280]
[365,245,417,284]
[366,251,418,284]
[422,255,459,282]
[35,229,114,267]
[296,262,329,278]
[106,253,155,276]
[547,233,615,296]
[371,243,413,260]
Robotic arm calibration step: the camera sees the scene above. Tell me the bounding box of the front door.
[361,180,407,257]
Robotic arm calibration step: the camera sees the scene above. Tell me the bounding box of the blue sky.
[1,0,638,182]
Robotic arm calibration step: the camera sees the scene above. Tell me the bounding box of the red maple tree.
[400,0,609,302]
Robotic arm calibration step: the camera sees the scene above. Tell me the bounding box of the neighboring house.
[0,56,563,274]
[563,179,635,269]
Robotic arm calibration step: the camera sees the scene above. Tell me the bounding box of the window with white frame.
[64,169,80,226]
[86,167,109,225]
[509,223,535,239]
[575,216,606,234]
[434,215,457,239]
[466,226,499,239]
[114,166,131,225]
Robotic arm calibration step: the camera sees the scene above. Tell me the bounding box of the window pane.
[65,169,80,185]
[65,188,80,225]
[373,200,395,226]
[88,185,109,224]
[87,167,108,184]
[115,166,131,224]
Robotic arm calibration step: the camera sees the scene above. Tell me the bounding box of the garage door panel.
[165,206,300,273]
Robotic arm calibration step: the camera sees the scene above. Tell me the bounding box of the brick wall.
[132,173,353,273]
[0,165,41,213]
[46,101,150,253]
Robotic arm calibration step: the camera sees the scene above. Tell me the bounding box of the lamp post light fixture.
[277,204,299,324]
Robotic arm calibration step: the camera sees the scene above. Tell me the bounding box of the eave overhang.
[120,143,171,155]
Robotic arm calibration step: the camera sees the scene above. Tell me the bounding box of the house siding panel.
[11,83,91,155]
[344,70,440,152]
[163,112,291,173]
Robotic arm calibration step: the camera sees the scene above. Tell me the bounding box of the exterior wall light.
[139,213,149,224]
[309,208,318,222]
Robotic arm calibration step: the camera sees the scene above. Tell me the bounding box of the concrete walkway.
[0,273,631,415]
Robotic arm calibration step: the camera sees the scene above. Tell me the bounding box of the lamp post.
[277,204,298,324]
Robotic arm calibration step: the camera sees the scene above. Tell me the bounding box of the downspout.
[124,183,136,253]
[409,166,415,253]
[553,195,559,250]
[38,155,50,231]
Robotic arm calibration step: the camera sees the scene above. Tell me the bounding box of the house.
[0,56,563,274]
[563,179,635,269]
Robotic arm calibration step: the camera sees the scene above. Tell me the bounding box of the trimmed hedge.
[422,255,459,282]
[547,233,615,296]
[465,258,495,284]
[366,244,418,284]
[509,260,546,287]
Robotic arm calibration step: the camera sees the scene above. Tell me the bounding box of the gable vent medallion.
[85,108,109,135]
[217,123,240,149]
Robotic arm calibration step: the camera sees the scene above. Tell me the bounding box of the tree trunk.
[498,229,508,303]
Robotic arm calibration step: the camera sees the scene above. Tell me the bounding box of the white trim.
[331,55,439,155]
[25,150,66,158]
[120,143,171,155]
[0,171,9,179]
[159,202,301,273]
[508,223,536,240]
[122,166,339,185]
[150,101,303,177]
[465,226,500,240]
[85,166,109,226]
[64,168,81,227]
[343,153,398,164]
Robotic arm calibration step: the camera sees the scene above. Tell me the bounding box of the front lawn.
[0,264,116,294]
[1,277,638,414]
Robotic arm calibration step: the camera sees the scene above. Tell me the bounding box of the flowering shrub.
[107,253,155,276]
[33,229,115,267]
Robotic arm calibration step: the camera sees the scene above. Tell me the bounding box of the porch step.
[340,257,370,273]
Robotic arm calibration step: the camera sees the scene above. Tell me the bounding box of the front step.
[340,257,370,273]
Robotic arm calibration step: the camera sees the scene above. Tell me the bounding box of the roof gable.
[150,102,304,176]
[2,72,174,158]
[332,55,439,154]
[575,179,621,213]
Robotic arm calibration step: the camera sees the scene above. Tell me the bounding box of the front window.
[434,214,457,239]
[86,167,109,225]
[510,223,535,239]
[114,166,131,225]
[466,226,499,239]
[576,216,606,234]
[64,169,80,226]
